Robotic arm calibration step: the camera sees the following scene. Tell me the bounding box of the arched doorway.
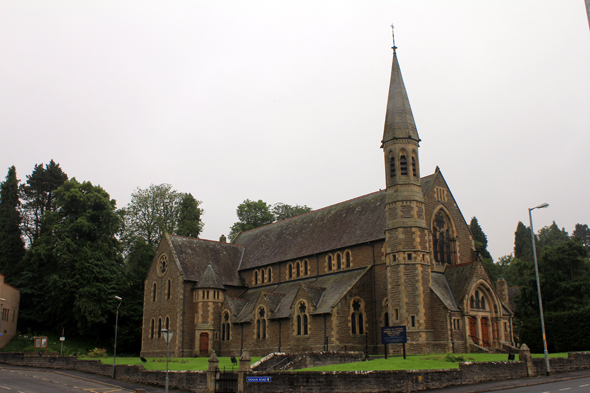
[199,332,209,355]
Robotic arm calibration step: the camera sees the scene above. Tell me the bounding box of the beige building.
[141,46,514,358]
[0,274,20,349]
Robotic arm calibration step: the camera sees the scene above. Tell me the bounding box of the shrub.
[87,348,108,358]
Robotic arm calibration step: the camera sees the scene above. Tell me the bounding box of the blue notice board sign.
[247,376,271,383]
[381,326,407,344]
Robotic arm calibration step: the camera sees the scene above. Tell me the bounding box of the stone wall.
[2,352,590,393]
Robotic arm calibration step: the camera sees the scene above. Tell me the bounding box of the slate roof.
[232,172,438,271]
[445,262,476,305]
[194,264,225,289]
[232,268,369,323]
[431,272,460,311]
[168,235,245,287]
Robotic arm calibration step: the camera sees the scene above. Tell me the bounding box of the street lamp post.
[161,328,173,393]
[528,202,551,376]
[112,296,123,379]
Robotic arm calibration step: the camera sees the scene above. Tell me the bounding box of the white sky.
[1,1,589,261]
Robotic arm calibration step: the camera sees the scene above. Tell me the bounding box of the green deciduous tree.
[537,221,569,250]
[19,160,68,243]
[573,223,590,256]
[514,221,533,262]
[25,179,123,335]
[469,217,498,282]
[229,199,275,240]
[272,203,312,221]
[0,166,25,279]
[176,193,204,238]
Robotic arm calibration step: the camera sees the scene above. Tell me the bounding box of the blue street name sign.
[247,376,271,383]
[381,326,407,344]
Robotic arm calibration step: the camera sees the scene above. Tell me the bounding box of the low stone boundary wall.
[1,351,590,393]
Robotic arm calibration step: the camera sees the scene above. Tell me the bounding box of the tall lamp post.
[162,328,173,393]
[528,202,551,376]
[112,296,123,379]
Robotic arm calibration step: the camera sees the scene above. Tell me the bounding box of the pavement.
[424,368,590,392]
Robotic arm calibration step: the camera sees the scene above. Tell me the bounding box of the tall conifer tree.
[0,166,25,278]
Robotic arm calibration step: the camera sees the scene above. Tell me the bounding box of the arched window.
[267,267,272,283]
[390,155,396,178]
[222,311,231,341]
[256,307,267,339]
[327,255,333,271]
[296,261,301,278]
[158,318,162,338]
[303,260,309,276]
[150,319,155,339]
[254,271,258,285]
[165,316,170,331]
[288,263,293,279]
[336,253,342,270]
[412,156,417,177]
[261,269,265,284]
[384,312,389,327]
[351,298,365,335]
[166,279,171,300]
[345,251,351,268]
[152,282,157,302]
[400,155,408,175]
[481,295,486,310]
[296,301,308,336]
[432,210,457,264]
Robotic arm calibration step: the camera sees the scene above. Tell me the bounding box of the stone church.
[141,45,514,358]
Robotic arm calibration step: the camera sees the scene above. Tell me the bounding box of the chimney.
[219,234,227,243]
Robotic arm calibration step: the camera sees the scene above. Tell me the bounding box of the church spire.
[381,36,420,146]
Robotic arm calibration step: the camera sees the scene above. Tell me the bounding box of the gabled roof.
[194,264,225,289]
[231,268,369,323]
[381,49,420,144]
[431,272,460,311]
[233,191,386,269]
[168,234,244,286]
[445,262,476,304]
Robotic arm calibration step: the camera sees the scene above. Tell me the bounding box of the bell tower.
[382,34,432,352]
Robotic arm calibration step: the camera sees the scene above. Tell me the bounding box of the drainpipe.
[278,320,282,352]
[323,314,327,351]
[181,283,185,357]
[448,311,455,353]
[240,324,244,356]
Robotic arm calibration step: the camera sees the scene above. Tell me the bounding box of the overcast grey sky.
[1,1,589,260]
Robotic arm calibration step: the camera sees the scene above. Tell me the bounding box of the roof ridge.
[446,262,474,269]
[170,234,245,247]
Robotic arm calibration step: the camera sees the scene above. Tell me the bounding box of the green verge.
[82,352,570,372]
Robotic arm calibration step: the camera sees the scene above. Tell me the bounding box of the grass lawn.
[83,352,570,372]
[88,356,262,371]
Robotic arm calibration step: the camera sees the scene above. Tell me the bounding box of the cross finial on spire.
[391,24,397,52]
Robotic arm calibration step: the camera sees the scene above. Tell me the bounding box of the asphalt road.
[0,365,191,393]
[496,376,590,392]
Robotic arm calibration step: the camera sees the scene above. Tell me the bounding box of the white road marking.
[559,388,571,391]
[0,386,11,390]
[580,384,590,387]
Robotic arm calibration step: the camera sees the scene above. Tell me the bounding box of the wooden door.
[200,333,209,355]
[469,317,477,344]
[481,317,489,347]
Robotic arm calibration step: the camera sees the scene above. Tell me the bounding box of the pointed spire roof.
[195,263,225,289]
[382,47,420,145]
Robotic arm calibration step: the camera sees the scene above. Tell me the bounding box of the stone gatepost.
[520,344,536,377]
[238,350,251,393]
[206,351,220,393]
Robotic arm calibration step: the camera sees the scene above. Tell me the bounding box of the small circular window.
[158,254,168,276]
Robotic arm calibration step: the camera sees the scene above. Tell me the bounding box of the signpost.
[381,326,407,359]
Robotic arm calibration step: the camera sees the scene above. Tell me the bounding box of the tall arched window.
[261,269,265,284]
[254,271,258,285]
[256,307,267,339]
[152,282,157,302]
[166,279,171,300]
[400,155,408,175]
[345,251,351,268]
[158,318,162,338]
[267,267,272,283]
[412,156,417,177]
[296,301,308,336]
[432,210,457,264]
[336,253,342,270]
[351,298,365,335]
[327,255,333,271]
[165,316,170,331]
[303,260,309,276]
[288,263,293,279]
[296,261,301,277]
[150,319,155,339]
[390,155,396,178]
[222,311,231,341]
